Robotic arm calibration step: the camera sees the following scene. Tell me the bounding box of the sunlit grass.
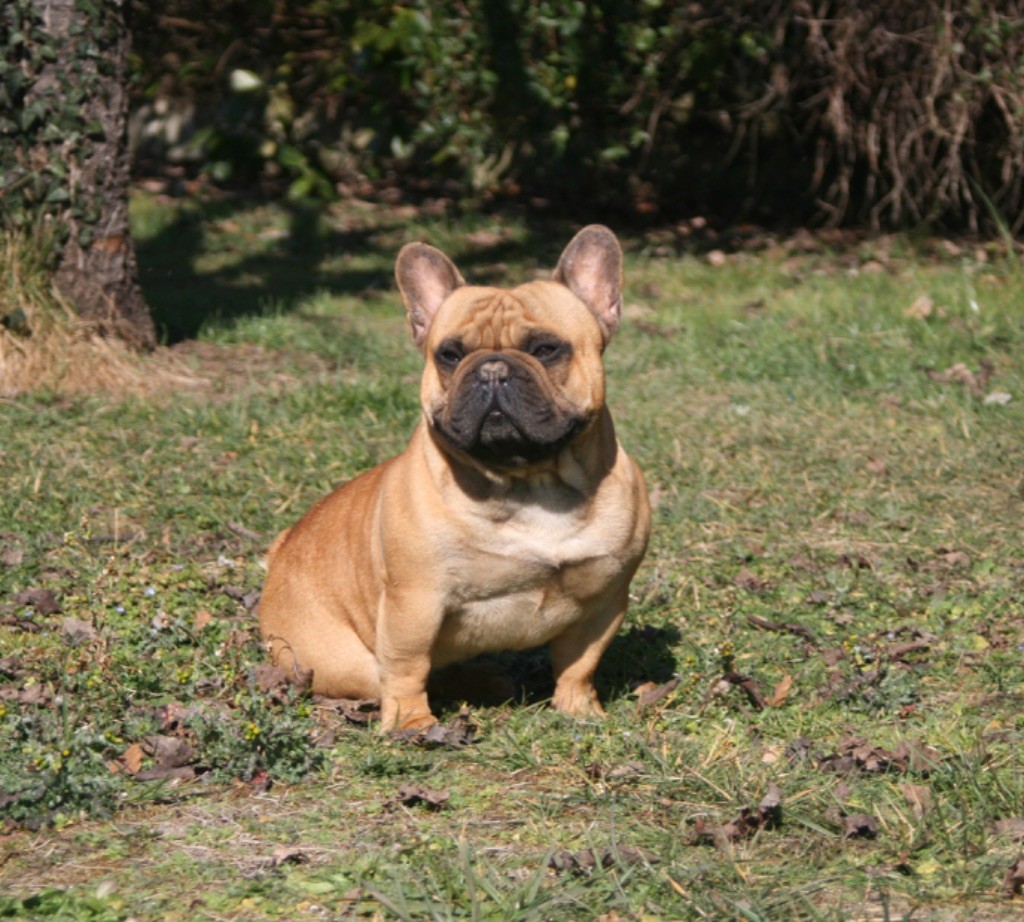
[0,194,1021,918]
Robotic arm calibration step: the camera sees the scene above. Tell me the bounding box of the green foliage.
[0,554,324,828]
[191,677,328,784]
[0,0,78,237]
[0,888,124,921]
[0,0,123,249]
[0,695,124,828]
[130,1,1024,228]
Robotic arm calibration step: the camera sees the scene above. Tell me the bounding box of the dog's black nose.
[476,358,510,386]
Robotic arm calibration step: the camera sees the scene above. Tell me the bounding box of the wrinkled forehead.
[428,280,599,350]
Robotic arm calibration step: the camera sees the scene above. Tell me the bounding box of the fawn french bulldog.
[259,226,650,730]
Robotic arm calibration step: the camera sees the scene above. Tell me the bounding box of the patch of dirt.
[165,341,333,399]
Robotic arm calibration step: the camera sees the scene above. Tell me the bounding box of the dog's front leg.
[549,587,630,719]
[376,591,442,732]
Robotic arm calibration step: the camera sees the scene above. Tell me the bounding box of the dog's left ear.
[553,225,623,345]
[395,243,466,348]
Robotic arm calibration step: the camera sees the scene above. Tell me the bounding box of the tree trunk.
[3,0,154,348]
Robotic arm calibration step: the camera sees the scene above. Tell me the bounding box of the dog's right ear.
[395,243,465,348]
[552,225,623,346]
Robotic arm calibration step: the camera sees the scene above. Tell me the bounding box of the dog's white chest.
[432,505,623,662]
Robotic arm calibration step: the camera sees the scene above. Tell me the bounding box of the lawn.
[1,193,1022,920]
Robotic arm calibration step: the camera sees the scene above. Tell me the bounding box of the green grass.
[1,194,1023,919]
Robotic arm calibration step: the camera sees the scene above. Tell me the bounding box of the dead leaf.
[422,714,477,747]
[313,696,381,725]
[226,521,263,541]
[905,295,934,320]
[548,845,659,874]
[13,588,60,616]
[758,784,783,825]
[923,361,994,398]
[866,457,888,475]
[142,735,195,768]
[271,845,308,867]
[549,848,598,873]
[133,765,197,783]
[993,819,1024,842]
[734,569,772,594]
[193,609,212,632]
[721,671,767,711]
[692,786,783,846]
[635,677,680,709]
[891,740,941,775]
[60,617,95,643]
[879,637,934,664]
[388,783,450,811]
[1003,856,1024,897]
[252,661,312,697]
[222,586,262,611]
[121,742,144,774]
[899,783,932,818]
[0,547,23,567]
[940,550,971,569]
[767,674,793,708]
[825,807,879,839]
[391,709,478,748]
[837,552,874,571]
[819,736,938,776]
[0,682,52,705]
[249,769,273,793]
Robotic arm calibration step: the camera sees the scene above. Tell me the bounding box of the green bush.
[128,1,1024,228]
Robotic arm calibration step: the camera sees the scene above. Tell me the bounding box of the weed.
[191,680,327,784]
[0,706,123,829]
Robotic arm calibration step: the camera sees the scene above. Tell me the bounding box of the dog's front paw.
[551,682,606,719]
[380,693,437,733]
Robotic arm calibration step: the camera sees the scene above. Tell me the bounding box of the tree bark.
[27,0,155,347]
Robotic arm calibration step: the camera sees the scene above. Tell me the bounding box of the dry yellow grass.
[0,229,201,398]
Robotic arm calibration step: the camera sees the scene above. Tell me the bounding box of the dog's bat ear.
[553,225,623,345]
[395,243,465,348]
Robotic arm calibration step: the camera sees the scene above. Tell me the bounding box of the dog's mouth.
[432,356,586,468]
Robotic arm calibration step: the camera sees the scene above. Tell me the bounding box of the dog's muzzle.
[434,353,584,467]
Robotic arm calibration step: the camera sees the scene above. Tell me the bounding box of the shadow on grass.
[430,622,680,716]
[135,195,577,344]
[136,199,393,343]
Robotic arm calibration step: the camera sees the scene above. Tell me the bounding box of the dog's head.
[395,226,623,471]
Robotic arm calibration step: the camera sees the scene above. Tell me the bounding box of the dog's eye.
[529,341,564,362]
[435,343,464,368]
